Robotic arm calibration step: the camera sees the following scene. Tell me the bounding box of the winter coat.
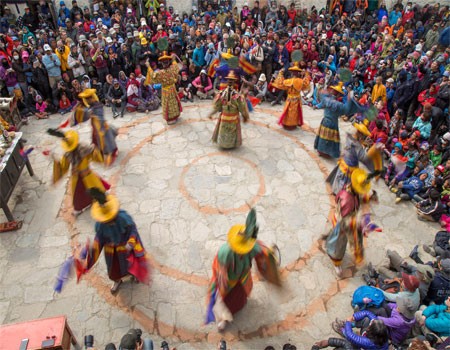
[377,303,415,345]
[422,304,450,336]
[343,311,389,350]
[425,271,450,305]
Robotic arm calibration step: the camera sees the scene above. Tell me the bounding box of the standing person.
[326,168,381,277]
[42,44,62,106]
[314,83,357,159]
[67,89,119,166]
[144,39,181,124]
[75,189,150,294]
[206,209,281,331]
[272,52,310,130]
[90,40,109,83]
[209,71,249,149]
[47,129,110,216]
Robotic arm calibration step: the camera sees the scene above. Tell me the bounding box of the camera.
[84,335,94,349]
[161,341,169,350]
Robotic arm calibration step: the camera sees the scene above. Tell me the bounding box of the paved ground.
[0,100,438,349]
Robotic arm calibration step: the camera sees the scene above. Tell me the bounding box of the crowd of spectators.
[0,0,449,348]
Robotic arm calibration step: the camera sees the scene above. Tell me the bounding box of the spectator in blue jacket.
[389,6,402,26]
[332,314,389,350]
[273,43,289,73]
[421,297,450,336]
[412,111,432,140]
[59,1,71,19]
[192,39,206,69]
[395,171,428,203]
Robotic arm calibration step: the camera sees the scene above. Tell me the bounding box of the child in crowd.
[35,95,49,119]
[58,92,73,115]
[395,169,428,203]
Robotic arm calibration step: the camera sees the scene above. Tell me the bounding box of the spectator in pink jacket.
[192,70,214,100]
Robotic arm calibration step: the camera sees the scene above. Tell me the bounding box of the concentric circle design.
[62,111,339,346]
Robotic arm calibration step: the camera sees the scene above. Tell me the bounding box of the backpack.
[351,285,385,310]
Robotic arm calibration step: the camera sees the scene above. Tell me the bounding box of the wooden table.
[0,315,79,350]
[0,132,34,221]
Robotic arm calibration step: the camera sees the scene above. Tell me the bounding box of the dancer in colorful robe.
[313,82,356,158]
[47,128,110,215]
[76,189,150,294]
[145,39,181,124]
[326,168,381,277]
[273,58,310,130]
[210,71,249,149]
[327,121,383,195]
[67,89,118,166]
[206,209,281,331]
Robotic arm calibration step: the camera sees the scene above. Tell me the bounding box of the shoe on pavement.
[110,280,122,294]
[395,197,402,204]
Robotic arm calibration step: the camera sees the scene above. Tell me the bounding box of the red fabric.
[224,281,250,315]
[127,253,151,284]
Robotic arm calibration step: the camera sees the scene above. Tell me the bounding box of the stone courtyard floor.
[0,101,438,349]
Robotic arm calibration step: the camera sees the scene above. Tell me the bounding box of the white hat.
[258,73,266,82]
[79,34,87,41]
[133,30,139,37]
[43,44,52,51]
[321,34,327,40]
[386,78,394,83]
[106,37,113,43]
[443,132,450,141]
[157,24,163,30]
[127,8,132,13]
[200,69,207,74]
[415,44,422,52]
[109,28,115,35]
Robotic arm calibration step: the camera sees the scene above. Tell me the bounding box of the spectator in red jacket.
[370,119,388,145]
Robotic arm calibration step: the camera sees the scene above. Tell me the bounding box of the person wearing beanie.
[380,272,421,316]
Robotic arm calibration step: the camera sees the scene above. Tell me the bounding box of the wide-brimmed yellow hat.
[288,62,303,72]
[330,81,344,94]
[158,51,172,61]
[227,208,258,254]
[353,121,371,137]
[78,88,99,100]
[227,224,256,255]
[221,48,234,60]
[91,194,120,223]
[226,71,238,80]
[351,168,371,195]
[79,88,99,107]
[61,130,79,152]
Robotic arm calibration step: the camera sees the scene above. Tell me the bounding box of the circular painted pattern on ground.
[71,115,336,340]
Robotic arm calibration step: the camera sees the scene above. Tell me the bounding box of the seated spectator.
[192,70,214,100]
[419,297,450,337]
[395,170,428,203]
[331,315,389,350]
[423,258,450,305]
[254,73,267,101]
[370,120,388,145]
[108,78,126,118]
[35,94,49,119]
[177,71,193,102]
[58,92,74,114]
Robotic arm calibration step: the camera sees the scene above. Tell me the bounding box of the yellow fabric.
[55,46,70,72]
[351,168,371,195]
[371,83,387,103]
